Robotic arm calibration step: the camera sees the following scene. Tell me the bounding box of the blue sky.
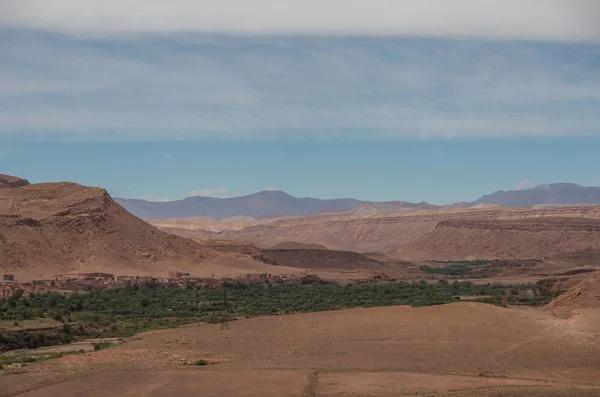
[1,1,599,203]
[2,139,600,204]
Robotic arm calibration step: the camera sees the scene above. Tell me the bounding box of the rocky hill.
[0,181,219,279]
[0,173,30,189]
[407,217,600,260]
[224,206,600,259]
[546,270,600,316]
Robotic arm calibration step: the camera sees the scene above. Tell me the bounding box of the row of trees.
[1,281,561,352]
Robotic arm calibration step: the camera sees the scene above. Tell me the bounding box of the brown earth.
[3,303,600,396]
[271,241,329,250]
[0,182,308,280]
[0,180,391,281]
[0,179,408,281]
[219,206,600,260]
[0,182,223,278]
[407,217,600,260]
[546,270,600,317]
[146,216,261,233]
[260,249,384,271]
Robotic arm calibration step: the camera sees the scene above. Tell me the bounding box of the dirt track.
[4,303,600,396]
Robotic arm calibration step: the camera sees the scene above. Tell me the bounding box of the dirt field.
[3,303,600,396]
[260,248,383,270]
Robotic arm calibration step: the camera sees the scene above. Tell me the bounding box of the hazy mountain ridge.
[116,191,436,220]
[473,183,600,207]
[117,183,600,220]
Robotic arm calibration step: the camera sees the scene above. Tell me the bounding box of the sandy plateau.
[149,205,600,260]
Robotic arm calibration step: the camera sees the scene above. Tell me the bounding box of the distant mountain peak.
[253,190,292,197]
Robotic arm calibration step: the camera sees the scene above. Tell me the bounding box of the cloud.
[1,1,599,41]
[187,188,229,198]
[141,194,171,202]
[0,33,599,140]
[514,180,533,190]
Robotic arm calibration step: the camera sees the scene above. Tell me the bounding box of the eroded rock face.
[0,181,218,277]
[0,173,30,189]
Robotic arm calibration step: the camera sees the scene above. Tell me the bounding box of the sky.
[1,1,599,204]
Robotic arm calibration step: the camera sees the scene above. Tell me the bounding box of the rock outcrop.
[0,182,217,278]
[0,173,30,189]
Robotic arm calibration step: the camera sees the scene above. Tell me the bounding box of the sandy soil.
[546,270,600,316]
[3,303,600,396]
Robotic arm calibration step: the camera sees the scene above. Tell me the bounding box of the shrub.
[194,359,208,366]
[93,341,115,351]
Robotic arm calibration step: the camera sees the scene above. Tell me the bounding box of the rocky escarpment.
[0,182,217,278]
[224,206,600,259]
[0,173,30,189]
[406,217,600,260]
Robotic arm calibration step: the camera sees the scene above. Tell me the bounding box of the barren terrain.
[3,302,600,396]
[218,206,600,259]
[546,270,600,317]
[0,182,301,280]
[3,175,600,396]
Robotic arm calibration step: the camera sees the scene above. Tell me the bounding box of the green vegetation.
[421,259,492,276]
[92,341,115,351]
[478,372,507,378]
[194,359,208,366]
[0,349,85,369]
[0,281,561,353]
[430,260,492,266]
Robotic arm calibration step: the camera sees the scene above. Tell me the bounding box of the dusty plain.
[3,303,600,397]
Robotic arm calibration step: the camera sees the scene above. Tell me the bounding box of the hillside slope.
[226,206,600,259]
[407,217,600,259]
[0,182,218,278]
[547,270,600,315]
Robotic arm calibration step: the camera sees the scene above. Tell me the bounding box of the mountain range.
[116,183,600,219]
[473,183,600,207]
[115,191,436,220]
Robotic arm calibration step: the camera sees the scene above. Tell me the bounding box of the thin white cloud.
[141,194,171,202]
[187,188,229,198]
[1,0,599,41]
[0,34,599,140]
[514,180,533,190]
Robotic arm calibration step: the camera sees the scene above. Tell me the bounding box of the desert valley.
[3,1,600,395]
[1,172,600,396]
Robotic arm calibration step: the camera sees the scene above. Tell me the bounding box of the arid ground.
[3,303,600,397]
[3,176,600,396]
